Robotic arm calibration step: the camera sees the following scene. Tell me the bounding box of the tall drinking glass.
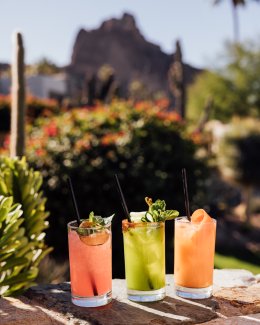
[68,220,112,307]
[174,216,216,299]
[122,219,165,302]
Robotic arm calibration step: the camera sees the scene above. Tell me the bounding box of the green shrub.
[216,118,260,221]
[0,156,51,296]
[27,100,208,276]
[217,118,260,184]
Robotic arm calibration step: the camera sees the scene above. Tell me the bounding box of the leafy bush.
[26,100,208,276]
[0,95,58,133]
[0,156,51,295]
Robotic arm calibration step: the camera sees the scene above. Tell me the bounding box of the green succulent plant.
[0,156,51,296]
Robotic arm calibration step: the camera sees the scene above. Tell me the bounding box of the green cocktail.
[122,197,179,302]
[123,220,165,301]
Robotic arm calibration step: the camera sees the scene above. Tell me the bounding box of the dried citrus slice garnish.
[78,220,110,246]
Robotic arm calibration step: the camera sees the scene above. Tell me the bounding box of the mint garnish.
[140,197,179,222]
[77,211,114,236]
[88,211,114,226]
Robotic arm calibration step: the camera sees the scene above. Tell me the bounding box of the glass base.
[71,290,112,307]
[175,284,212,299]
[127,287,165,302]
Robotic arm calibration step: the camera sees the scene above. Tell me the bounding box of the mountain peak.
[100,12,137,32]
[69,13,201,98]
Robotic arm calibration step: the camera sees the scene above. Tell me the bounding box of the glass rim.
[175,216,217,224]
[68,219,111,230]
[122,219,164,227]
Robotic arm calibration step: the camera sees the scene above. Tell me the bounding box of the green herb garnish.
[88,211,115,226]
[77,211,114,236]
[141,197,179,222]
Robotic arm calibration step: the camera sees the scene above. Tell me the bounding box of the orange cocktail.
[68,220,112,307]
[174,209,216,299]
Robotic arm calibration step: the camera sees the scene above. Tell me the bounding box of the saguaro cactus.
[10,31,26,157]
[168,40,186,119]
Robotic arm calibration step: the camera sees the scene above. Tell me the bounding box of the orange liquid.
[68,230,112,297]
[174,216,216,288]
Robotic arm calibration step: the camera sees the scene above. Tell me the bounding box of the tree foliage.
[213,1,260,42]
[188,41,260,122]
[27,57,60,75]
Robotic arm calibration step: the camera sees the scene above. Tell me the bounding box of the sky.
[0,0,260,69]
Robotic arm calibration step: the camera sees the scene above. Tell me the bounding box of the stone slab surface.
[23,282,217,324]
[213,269,258,289]
[0,270,259,325]
[203,313,260,325]
[0,296,66,325]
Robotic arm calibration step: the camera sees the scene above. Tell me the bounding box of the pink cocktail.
[68,220,112,307]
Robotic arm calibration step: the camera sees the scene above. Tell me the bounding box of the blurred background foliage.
[188,41,260,122]
[0,95,58,128]
[1,40,260,283]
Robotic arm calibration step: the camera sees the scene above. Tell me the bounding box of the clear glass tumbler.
[122,219,166,302]
[68,220,112,307]
[174,216,216,299]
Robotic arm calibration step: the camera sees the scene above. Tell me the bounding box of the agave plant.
[0,156,51,296]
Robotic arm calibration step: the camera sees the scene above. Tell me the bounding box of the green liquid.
[123,223,165,291]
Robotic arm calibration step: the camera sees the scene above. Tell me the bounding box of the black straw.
[114,174,130,221]
[182,168,191,221]
[89,273,98,296]
[67,176,81,227]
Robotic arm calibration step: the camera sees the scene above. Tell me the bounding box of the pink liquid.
[68,230,112,297]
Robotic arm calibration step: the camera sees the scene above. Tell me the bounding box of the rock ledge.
[0,269,259,325]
